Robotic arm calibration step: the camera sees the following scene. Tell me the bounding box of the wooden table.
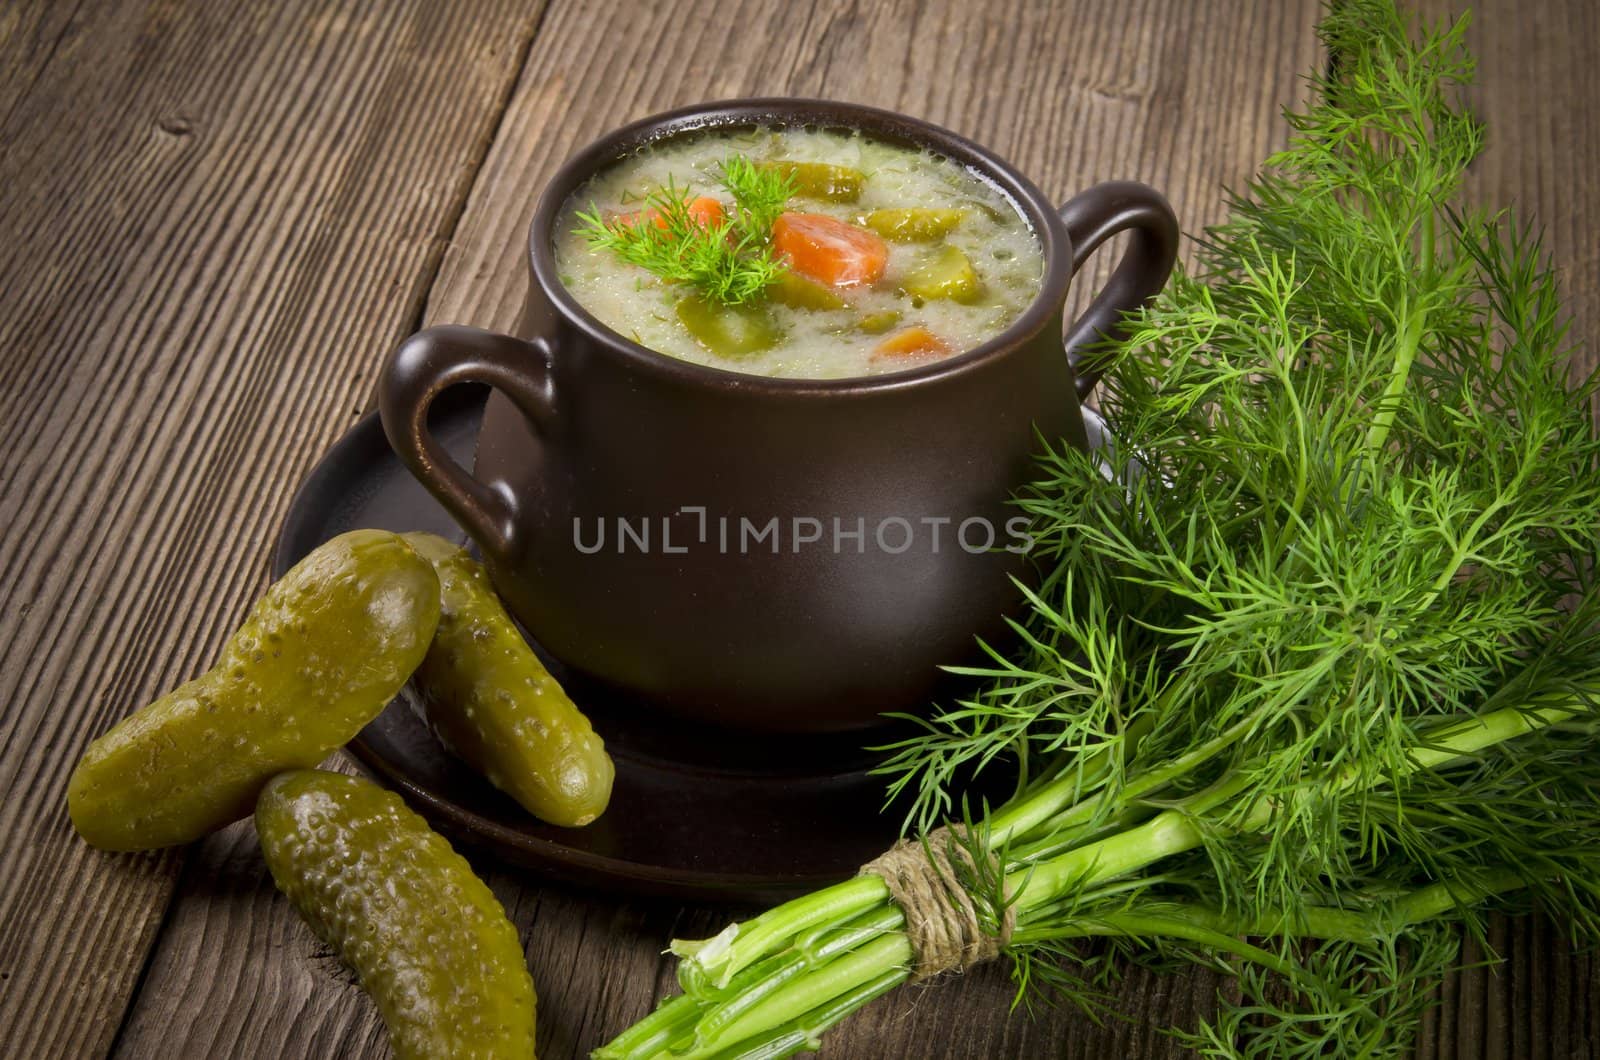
[2,1,1596,1056]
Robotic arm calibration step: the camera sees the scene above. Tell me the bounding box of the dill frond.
[574,155,794,306]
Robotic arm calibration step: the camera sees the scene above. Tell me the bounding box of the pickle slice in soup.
[864,208,965,242]
[770,271,847,311]
[676,295,783,357]
[758,160,864,203]
[900,244,985,303]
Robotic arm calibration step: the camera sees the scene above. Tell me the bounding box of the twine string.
[860,825,1015,981]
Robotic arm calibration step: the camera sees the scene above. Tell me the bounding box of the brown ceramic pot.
[379,99,1177,732]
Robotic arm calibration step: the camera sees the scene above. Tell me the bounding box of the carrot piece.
[682,196,726,229]
[874,325,952,359]
[615,196,726,231]
[771,212,889,288]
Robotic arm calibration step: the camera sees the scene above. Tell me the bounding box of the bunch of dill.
[885,0,1600,1050]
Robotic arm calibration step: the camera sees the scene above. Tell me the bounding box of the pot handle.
[378,325,554,562]
[1058,181,1180,398]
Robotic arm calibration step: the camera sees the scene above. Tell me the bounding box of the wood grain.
[0,1,545,1055]
[0,1,84,129]
[1408,2,1600,1056]
[115,1,1324,1057]
[1436,0,1599,381]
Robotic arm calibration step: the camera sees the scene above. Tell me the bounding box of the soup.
[554,126,1044,379]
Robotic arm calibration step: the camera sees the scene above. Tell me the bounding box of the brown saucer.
[274,385,919,902]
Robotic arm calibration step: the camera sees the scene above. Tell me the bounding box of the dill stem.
[1409,702,1580,768]
[1112,715,1261,807]
[678,876,888,989]
[795,906,906,963]
[1012,806,1207,913]
[708,970,906,1060]
[984,750,1114,848]
[1075,910,1304,977]
[592,994,703,1059]
[1013,701,1579,918]
[1186,870,1527,941]
[1004,804,1148,867]
[1012,867,1528,950]
[1390,868,1529,922]
[643,702,1581,1059]
[1362,301,1425,457]
[1004,758,1254,877]
[1365,201,1438,457]
[994,700,1262,863]
[669,935,913,1059]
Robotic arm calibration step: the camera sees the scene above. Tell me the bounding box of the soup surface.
[554,126,1044,379]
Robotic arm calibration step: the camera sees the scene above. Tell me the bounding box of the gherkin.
[68,530,440,850]
[898,244,984,303]
[404,532,614,827]
[756,159,864,202]
[863,208,965,242]
[256,770,537,1060]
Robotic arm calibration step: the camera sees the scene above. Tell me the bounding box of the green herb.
[719,154,792,237]
[595,3,1600,1058]
[574,156,794,306]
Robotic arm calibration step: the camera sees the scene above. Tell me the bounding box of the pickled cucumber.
[900,244,985,302]
[769,271,846,311]
[676,294,783,358]
[863,208,965,242]
[403,533,614,828]
[756,160,864,203]
[256,770,536,1060]
[67,530,440,851]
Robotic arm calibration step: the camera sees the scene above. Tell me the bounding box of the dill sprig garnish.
[574,156,794,306]
[718,154,791,236]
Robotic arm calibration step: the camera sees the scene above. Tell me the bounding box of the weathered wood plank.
[0,1,546,1055]
[1439,0,1599,380]
[115,1,1323,1057]
[0,0,84,128]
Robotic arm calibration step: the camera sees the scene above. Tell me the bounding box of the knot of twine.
[860,826,1014,981]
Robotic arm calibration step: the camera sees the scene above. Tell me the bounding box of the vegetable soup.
[554,126,1044,378]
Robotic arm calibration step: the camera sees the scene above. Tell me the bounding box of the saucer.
[274,385,911,902]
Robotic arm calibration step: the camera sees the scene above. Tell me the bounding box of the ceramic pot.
[379,99,1177,732]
